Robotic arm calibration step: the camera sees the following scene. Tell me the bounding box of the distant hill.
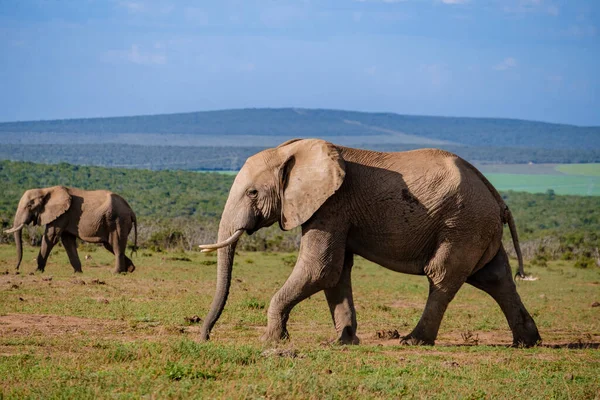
[1,108,599,149]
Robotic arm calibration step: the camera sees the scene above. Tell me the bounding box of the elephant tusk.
[199,229,244,252]
[4,224,24,234]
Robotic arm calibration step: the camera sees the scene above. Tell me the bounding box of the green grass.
[556,163,600,177]
[478,163,600,196]
[486,173,600,196]
[1,244,599,399]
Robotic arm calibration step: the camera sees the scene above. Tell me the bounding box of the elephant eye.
[246,189,259,198]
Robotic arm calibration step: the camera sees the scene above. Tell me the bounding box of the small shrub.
[530,253,548,268]
[560,251,574,260]
[243,298,265,310]
[281,254,297,267]
[199,260,217,266]
[574,256,594,269]
[165,361,216,381]
[167,256,192,262]
[108,344,137,362]
[79,243,98,253]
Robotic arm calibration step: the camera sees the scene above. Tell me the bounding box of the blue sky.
[0,0,598,125]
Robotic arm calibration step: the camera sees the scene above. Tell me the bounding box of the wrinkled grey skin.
[200,139,541,347]
[6,186,137,274]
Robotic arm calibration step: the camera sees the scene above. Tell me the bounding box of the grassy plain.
[556,163,600,177]
[477,163,600,196]
[204,163,600,196]
[1,243,599,399]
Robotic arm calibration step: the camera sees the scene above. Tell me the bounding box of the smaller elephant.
[4,186,137,274]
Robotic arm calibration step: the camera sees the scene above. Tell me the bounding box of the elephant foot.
[73,269,83,274]
[260,329,289,343]
[512,332,542,348]
[114,265,135,274]
[336,336,360,345]
[337,327,360,345]
[36,267,45,273]
[400,334,435,346]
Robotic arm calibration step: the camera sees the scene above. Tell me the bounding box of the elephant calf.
[5,186,137,274]
[198,139,542,347]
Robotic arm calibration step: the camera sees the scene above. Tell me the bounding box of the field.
[478,164,600,196]
[202,163,600,196]
[1,244,599,399]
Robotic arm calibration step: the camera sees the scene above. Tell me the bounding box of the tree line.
[1,108,599,149]
[1,143,599,171]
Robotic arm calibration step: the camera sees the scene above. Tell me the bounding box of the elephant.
[198,139,542,347]
[4,186,137,274]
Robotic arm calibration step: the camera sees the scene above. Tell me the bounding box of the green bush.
[574,256,596,269]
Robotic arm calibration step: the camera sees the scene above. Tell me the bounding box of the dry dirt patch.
[0,314,128,338]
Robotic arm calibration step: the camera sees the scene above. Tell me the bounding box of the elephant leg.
[261,262,329,342]
[110,228,135,273]
[261,224,347,343]
[402,279,462,345]
[103,242,114,254]
[402,242,466,345]
[124,256,135,273]
[324,252,359,345]
[37,230,60,272]
[61,233,83,273]
[108,232,127,274]
[467,246,541,347]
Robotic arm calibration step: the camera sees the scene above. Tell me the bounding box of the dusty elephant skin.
[199,139,542,347]
[5,186,137,274]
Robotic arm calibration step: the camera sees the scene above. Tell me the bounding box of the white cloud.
[103,44,167,66]
[503,0,559,16]
[493,57,517,71]
[127,45,166,65]
[354,0,409,3]
[563,25,596,38]
[441,0,468,4]
[117,1,173,15]
[118,1,145,13]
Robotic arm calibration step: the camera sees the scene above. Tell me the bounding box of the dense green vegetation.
[2,143,600,170]
[1,161,599,265]
[2,108,599,149]
[0,161,233,219]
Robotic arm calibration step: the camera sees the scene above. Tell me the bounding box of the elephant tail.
[505,206,525,279]
[130,213,138,258]
[458,157,525,279]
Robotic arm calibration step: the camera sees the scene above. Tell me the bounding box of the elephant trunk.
[6,207,28,270]
[14,229,23,270]
[199,225,240,341]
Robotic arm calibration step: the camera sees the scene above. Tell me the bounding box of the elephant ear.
[278,139,346,230]
[40,186,71,225]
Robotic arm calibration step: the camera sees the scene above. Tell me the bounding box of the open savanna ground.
[1,244,599,399]
[479,163,600,196]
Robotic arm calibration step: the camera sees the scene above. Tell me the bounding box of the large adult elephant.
[4,186,137,274]
[199,139,541,347]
